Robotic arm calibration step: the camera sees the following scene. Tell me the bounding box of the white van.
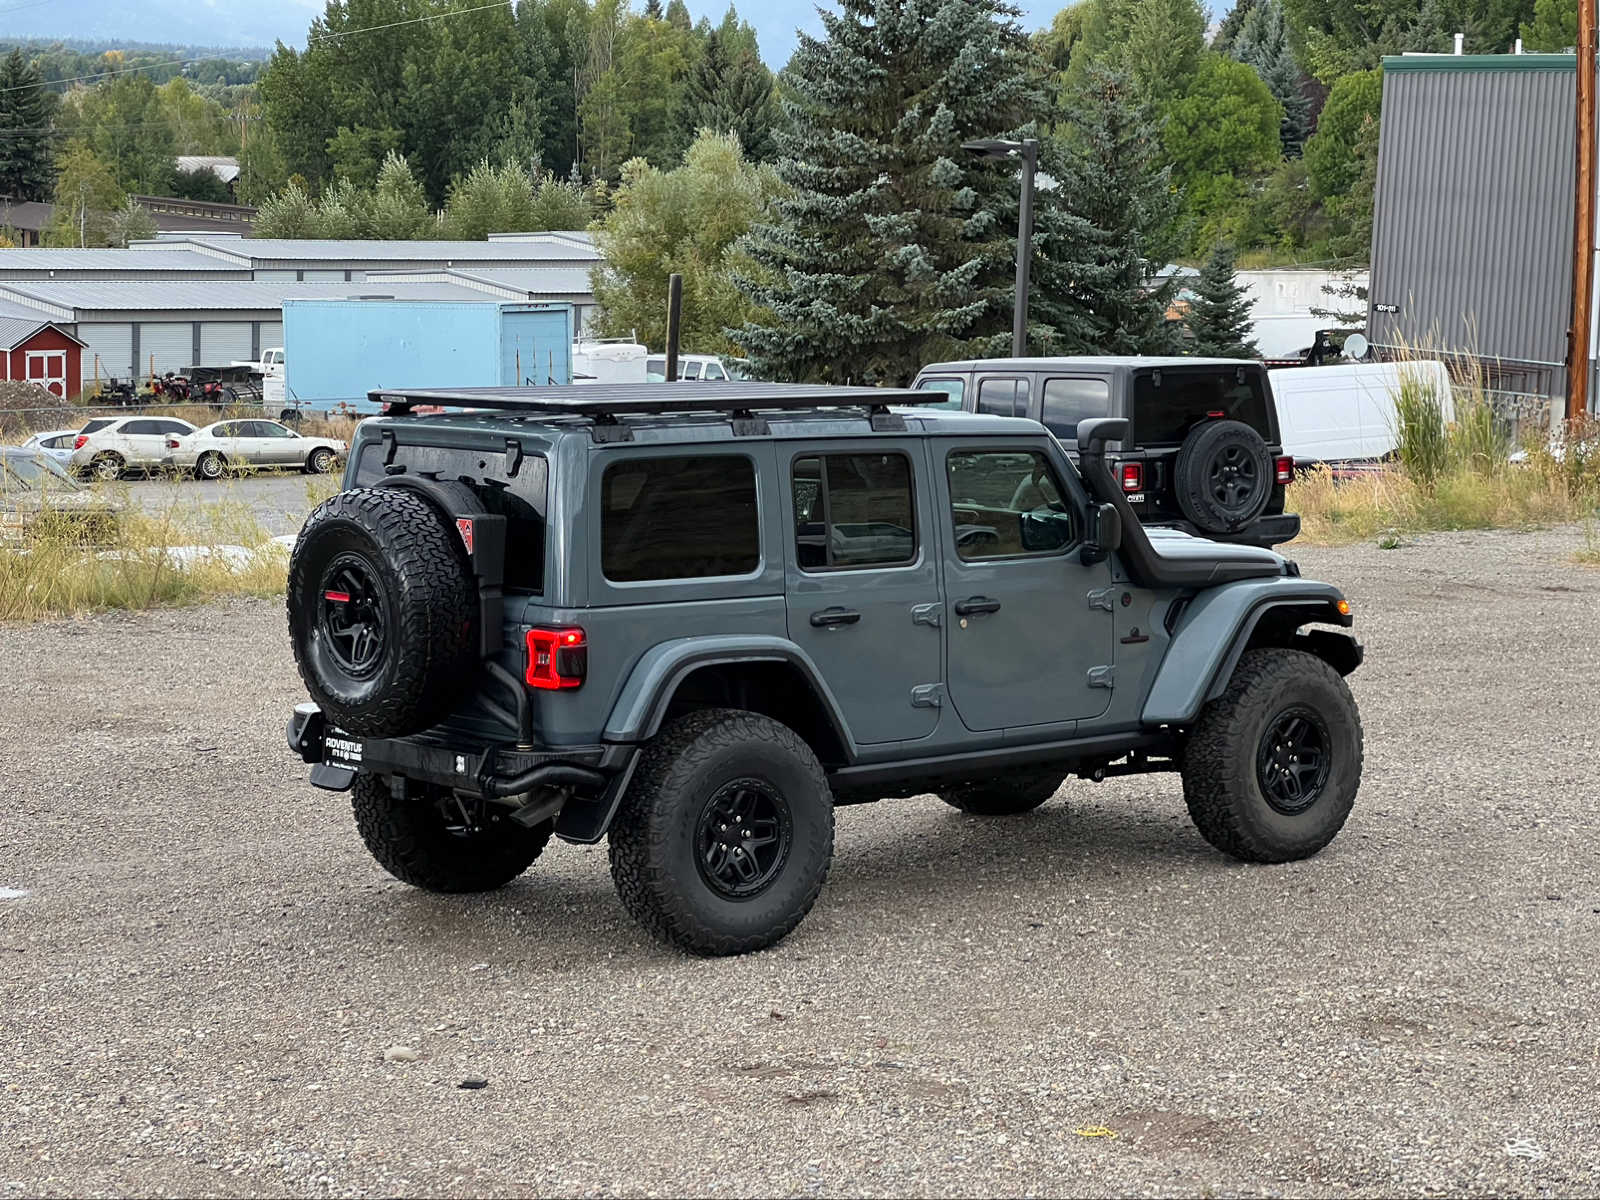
[1270,360,1453,465]
[572,340,650,385]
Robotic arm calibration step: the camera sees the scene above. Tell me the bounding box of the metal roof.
[368,266,596,296]
[141,236,602,264]
[0,315,84,350]
[0,278,516,318]
[1383,52,1575,73]
[0,248,239,273]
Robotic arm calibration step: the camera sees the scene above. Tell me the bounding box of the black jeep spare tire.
[1171,418,1273,535]
[287,487,477,738]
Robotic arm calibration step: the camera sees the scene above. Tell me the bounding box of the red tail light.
[166,437,181,449]
[1274,456,1295,485]
[525,627,587,690]
[74,435,88,450]
[1120,462,1144,493]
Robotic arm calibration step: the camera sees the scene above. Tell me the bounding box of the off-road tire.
[609,709,834,956]
[305,447,335,475]
[287,487,476,738]
[1181,648,1362,863]
[196,451,225,480]
[350,772,551,892]
[1171,419,1273,535]
[940,771,1066,815]
[91,452,125,482]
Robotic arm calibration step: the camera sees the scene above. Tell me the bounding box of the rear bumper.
[285,702,637,843]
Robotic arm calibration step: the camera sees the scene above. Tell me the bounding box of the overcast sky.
[13,1,1176,69]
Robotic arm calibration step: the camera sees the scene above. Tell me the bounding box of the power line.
[309,1,513,43]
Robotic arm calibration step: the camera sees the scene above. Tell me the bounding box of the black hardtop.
[917,356,1269,377]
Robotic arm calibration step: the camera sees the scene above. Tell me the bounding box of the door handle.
[954,596,1002,617]
[809,606,862,628]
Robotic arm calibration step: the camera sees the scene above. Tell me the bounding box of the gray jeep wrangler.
[284,382,1364,956]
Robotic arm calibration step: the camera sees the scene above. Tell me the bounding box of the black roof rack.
[368,381,942,417]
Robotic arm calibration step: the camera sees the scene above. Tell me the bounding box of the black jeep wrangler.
[912,357,1300,547]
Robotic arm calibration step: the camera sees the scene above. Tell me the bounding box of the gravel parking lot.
[3,526,1598,1198]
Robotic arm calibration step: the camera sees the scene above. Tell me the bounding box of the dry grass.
[0,478,317,622]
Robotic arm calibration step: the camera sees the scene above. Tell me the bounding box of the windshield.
[3,454,81,491]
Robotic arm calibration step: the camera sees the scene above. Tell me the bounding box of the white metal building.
[0,279,514,391]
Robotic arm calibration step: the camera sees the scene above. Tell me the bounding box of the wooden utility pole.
[1570,0,1597,421]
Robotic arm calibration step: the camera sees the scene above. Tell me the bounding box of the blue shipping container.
[282,299,574,412]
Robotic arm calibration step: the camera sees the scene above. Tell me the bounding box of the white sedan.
[167,419,347,480]
[19,428,81,466]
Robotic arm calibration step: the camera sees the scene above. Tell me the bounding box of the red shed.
[0,317,85,399]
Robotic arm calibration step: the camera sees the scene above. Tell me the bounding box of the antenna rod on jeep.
[664,272,683,384]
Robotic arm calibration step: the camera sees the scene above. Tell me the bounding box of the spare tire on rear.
[1171,419,1273,536]
[287,488,477,738]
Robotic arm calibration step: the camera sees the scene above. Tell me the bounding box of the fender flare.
[603,635,858,758]
[1141,580,1355,726]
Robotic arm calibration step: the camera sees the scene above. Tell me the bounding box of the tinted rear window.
[80,419,113,435]
[351,439,549,593]
[602,455,759,582]
[1132,368,1273,446]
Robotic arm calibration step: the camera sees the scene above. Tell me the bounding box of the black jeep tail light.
[1274,456,1294,485]
[1120,462,1144,493]
[526,626,586,690]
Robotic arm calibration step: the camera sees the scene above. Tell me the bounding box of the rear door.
[247,420,301,465]
[782,441,943,745]
[973,373,1030,419]
[938,441,1115,733]
[116,419,171,467]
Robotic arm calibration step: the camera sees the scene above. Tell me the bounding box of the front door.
[26,351,67,398]
[783,442,943,745]
[938,442,1115,732]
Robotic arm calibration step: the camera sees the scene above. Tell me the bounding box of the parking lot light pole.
[962,137,1039,358]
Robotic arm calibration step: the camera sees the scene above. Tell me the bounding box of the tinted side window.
[122,420,157,435]
[915,377,965,410]
[976,377,1028,418]
[212,423,238,437]
[947,450,1074,560]
[80,420,114,435]
[682,361,702,380]
[602,455,759,582]
[792,453,916,571]
[1041,378,1112,439]
[157,421,193,435]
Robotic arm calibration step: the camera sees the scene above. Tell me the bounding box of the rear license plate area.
[323,730,364,770]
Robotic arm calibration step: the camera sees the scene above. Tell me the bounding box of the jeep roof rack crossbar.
[369,381,945,417]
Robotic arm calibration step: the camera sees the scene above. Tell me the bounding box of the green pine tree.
[733,0,1040,384]
[678,31,779,161]
[1231,0,1311,156]
[0,48,55,201]
[1185,244,1258,357]
[1054,64,1181,355]
[1211,0,1258,53]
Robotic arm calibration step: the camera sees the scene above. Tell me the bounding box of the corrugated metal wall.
[1368,60,1576,374]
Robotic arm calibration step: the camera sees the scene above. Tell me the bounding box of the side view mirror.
[1081,502,1123,564]
[1076,417,1130,455]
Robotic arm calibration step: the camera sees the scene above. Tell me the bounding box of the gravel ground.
[2,526,1598,1198]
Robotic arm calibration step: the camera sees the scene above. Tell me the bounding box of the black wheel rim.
[319,553,387,676]
[1208,445,1261,511]
[1256,705,1332,815]
[695,778,792,900]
